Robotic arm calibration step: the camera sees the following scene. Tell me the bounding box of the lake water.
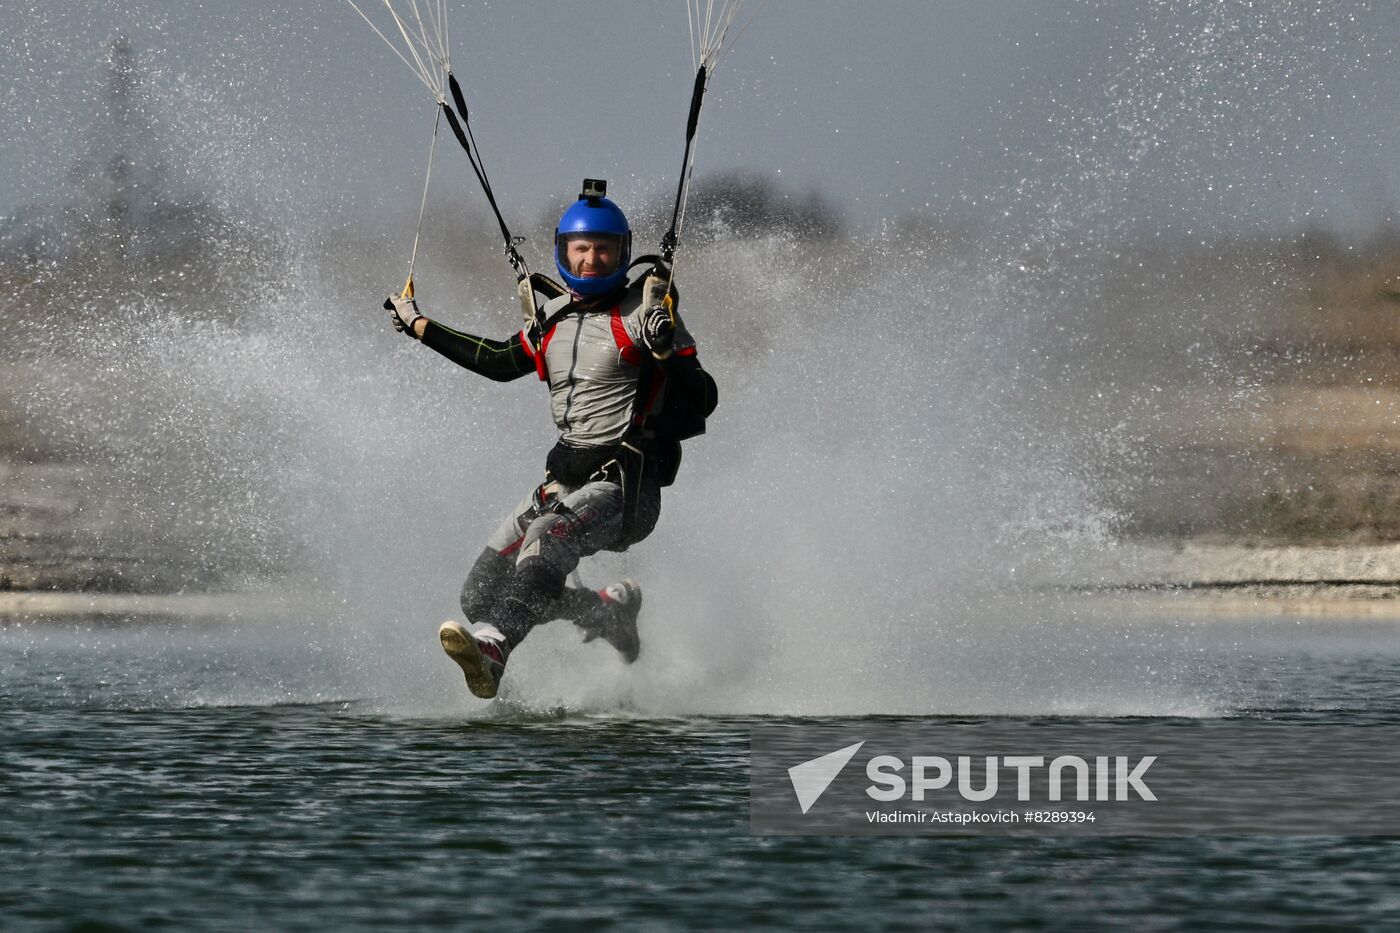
[4,612,1400,930]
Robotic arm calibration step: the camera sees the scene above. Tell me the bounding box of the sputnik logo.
[788,741,865,814]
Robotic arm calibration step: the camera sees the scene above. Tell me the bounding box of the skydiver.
[386,181,718,699]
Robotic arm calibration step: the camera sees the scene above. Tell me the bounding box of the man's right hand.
[386,294,424,339]
[641,304,676,359]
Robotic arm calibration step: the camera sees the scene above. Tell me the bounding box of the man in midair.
[387,180,718,698]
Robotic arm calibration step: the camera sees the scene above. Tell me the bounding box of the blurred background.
[1,0,1398,631]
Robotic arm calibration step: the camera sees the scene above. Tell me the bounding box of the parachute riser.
[437,73,542,335]
[660,65,708,266]
[438,98,513,251]
[346,2,539,329]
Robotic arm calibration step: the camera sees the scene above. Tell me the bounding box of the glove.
[641,304,675,359]
[385,294,423,339]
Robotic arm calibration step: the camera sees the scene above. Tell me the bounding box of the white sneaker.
[439,621,510,699]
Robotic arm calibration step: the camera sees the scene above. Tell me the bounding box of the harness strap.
[609,310,644,367]
[613,344,672,548]
[531,259,676,548]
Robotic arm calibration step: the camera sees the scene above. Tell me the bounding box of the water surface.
[4,616,1400,930]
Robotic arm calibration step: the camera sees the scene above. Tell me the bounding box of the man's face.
[564,235,621,279]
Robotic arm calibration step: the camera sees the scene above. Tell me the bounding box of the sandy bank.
[1076,540,1400,589]
[7,541,1400,622]
[0,587,330,623]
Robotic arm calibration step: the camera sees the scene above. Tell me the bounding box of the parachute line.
[686,0,765,74]
[686,1,698,72]
[347,0,535,327]
[406,107,442,285]
[342,0,450,101]
[662,0,765,265]
[675,132,701,244]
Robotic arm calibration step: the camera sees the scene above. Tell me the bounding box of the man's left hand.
[641,305,675,359]
[386,294,423,339]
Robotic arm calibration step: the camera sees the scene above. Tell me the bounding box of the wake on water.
[6,2,1388,720]
[11,214,1221,719]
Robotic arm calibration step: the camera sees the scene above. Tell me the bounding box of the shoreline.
[1069,586,1400,619]
[0,587,331,623]
[8,540,1400,621]
[5,587,1400,623]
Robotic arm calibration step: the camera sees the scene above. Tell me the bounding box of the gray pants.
[460,474,660,646]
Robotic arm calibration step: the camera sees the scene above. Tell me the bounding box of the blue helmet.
[555,179,631,297]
